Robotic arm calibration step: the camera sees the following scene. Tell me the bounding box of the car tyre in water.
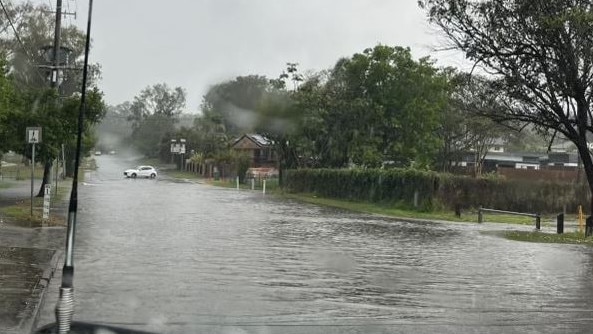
[131,173,137,179]
[150,173,156,179]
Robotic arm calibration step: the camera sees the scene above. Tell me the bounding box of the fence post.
[578,205,585,233]
[236,176,240,190]
[478,206,483,224]
[586,216,593,237]
[535,214,541,231]
[251,178,255,190]
[557,213,564,234]
[263,179,266,195]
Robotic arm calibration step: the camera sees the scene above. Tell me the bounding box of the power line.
[0,0,33,59]
[65,0,72,26]
[0,0,47,83]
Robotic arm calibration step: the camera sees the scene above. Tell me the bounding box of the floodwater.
[37,155,593,333]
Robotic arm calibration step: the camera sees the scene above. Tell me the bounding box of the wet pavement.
[31,155,593,333]
[0,179,66,334]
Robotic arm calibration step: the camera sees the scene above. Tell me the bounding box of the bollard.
[236,176,239,190]
[586,216,593,237]
[535,215,541,230]
[478,206,483,224]
[557,213,564,234]
[251,178,255,190]
[263,179,266,195]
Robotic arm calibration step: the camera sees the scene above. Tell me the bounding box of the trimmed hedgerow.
[283,168,590,214]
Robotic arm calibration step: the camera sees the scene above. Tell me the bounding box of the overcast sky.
[34,0,469,112]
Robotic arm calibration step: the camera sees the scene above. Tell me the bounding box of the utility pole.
[51,0,62,89]
[42,0,62,199]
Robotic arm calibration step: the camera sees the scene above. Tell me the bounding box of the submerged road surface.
[38,155,593,333]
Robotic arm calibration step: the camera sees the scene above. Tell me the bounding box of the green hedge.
[283,168,590,214]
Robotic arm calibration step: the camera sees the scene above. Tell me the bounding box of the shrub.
[283,168,590,214]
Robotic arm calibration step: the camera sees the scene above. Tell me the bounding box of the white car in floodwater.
[123,165,157,179]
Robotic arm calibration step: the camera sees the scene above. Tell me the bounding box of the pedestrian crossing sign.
[26,127,42,143]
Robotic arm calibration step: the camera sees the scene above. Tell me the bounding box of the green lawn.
[279,192,548,225]
[0,197,66,227]
[1,164,45,180]
[0,181,71,228]
[504,231,593,246]
[166,170,204,180]
[0,181,14,189]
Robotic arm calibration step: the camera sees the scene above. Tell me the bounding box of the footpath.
[0,180,66,334]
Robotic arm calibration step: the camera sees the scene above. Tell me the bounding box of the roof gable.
[232,134,271,149]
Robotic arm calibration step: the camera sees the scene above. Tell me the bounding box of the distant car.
[109,150,116,155]
[124,166,157,179]
[94,151,102,156]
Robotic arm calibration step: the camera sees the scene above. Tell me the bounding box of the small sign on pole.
[43,184,51,222]
[26,127,41,218]
[26,127,42,143]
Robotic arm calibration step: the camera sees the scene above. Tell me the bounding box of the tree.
[190,115,229,158]
[201,75,270,137]
[295,46,450,168]
[0,3,104,194]
[0,3,101,94]
[437,71,509,175]
[4,87,106,182]
[0,55,18,154]
[127,83,186,157]
[255,86,301,185]
[420,0,593,211]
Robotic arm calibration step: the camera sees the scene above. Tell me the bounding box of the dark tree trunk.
[36,161,52,197]
[573,126,593,215]
[278,159,284,188]
[576,146,593,215]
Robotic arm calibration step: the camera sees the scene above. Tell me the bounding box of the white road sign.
[43,185,51,220]
[26,127,42,144]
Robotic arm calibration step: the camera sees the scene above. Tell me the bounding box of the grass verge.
[0,181,14,189]
[279,192,560,226]
[0,182,71,228]
[1,165,45,180]
[158,169,562,227]
[1,198,65,227]
[504,231,593,246]
[166,170,204,180]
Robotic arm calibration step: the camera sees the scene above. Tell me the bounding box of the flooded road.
[39,155,593,333]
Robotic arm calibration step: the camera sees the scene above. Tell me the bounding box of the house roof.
[248,134,271,146]
[232,134,271,148]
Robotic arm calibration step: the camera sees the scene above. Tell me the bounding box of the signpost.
[170,138,186,170]
[43,184,51,223]
[26,127,41,217]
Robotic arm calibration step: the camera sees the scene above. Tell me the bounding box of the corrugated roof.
[232,134,271,147]
[248,134,271,146]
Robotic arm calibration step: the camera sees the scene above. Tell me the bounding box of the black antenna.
[55,0,93,332]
